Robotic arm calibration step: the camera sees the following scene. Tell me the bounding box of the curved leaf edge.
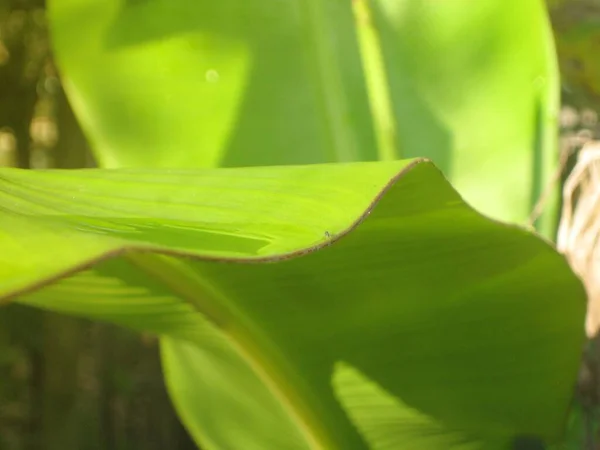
[0,157,562,305]
[2,157,587,448]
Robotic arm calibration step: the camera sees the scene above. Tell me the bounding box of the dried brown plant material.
[558,142,600,337]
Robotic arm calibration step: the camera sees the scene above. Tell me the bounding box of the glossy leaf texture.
[0,160,586,449]
[49,0,559,232]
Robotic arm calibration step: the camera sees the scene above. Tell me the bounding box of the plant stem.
[530,4,561,240]
[301,0,357,162]
[352,0,399,161]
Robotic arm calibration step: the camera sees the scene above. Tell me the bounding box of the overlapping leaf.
[0,160,586,449]
[40,0,580,448]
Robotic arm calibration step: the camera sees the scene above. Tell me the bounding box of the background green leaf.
[370,0,559,231]
[0,160,586,449]
[49,0,376,167]
[50,0,559,232]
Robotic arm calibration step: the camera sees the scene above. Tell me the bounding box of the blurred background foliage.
[0,0,599,449]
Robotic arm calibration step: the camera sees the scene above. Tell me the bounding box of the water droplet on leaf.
[205,69,220,83]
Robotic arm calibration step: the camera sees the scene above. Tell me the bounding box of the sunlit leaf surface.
[0,160,585,449]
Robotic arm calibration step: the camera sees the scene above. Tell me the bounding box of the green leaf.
[0,160,586,449]
[50,0,559,232]
[368,0,560,232]
[48,0,376,167]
